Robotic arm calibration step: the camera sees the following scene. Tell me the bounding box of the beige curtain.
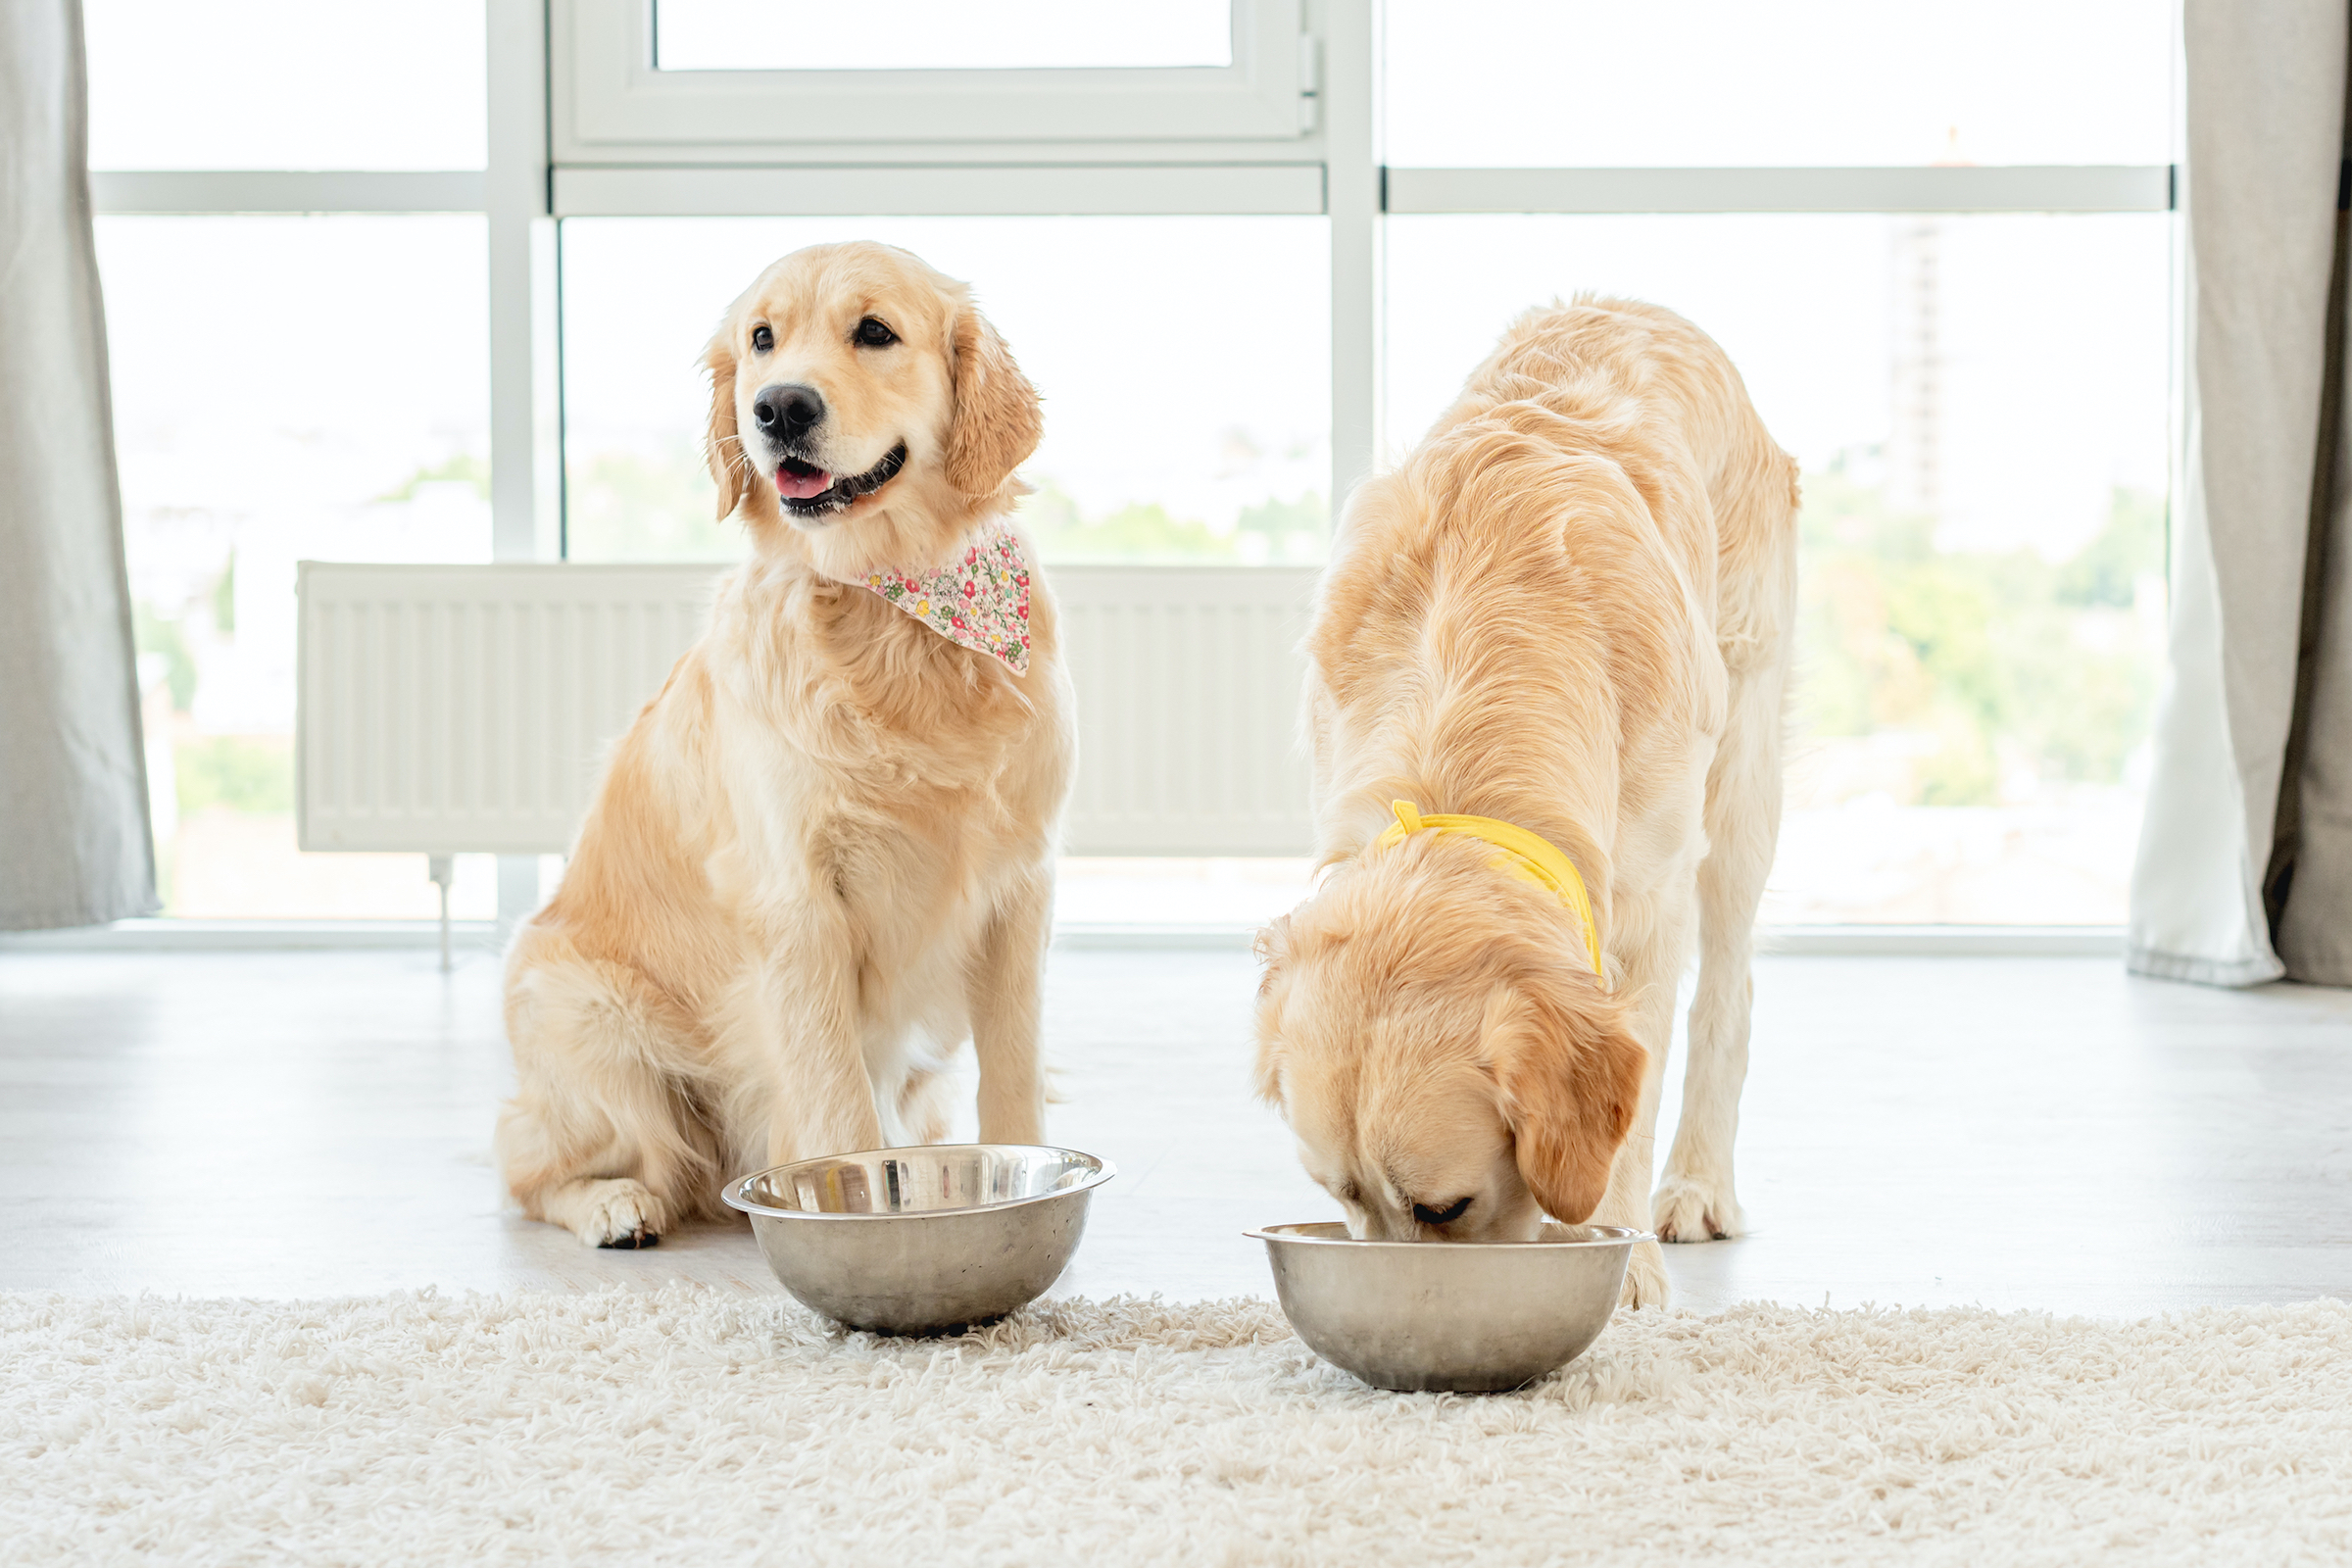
[0,0,156,930]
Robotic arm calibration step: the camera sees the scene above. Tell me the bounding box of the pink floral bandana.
[857,525,1033,675]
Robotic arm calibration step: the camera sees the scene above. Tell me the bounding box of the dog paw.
[1618,1239,1669,1309]
[1651,1171,1742,1244]
[576,1180,666,1250]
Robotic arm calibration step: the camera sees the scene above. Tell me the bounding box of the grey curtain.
[2131,0,2352,986]
[0,0,156,930]
[2272,0,2352,984]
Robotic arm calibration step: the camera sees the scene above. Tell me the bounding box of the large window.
[84,0,2177,931]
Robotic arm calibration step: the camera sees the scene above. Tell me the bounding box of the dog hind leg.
[1655,637,1788,1245]
[497,956,715,1248]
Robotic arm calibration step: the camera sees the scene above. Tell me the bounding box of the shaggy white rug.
[5,1290,2349,1566]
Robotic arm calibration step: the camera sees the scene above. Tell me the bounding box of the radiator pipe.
[427,855,454,973]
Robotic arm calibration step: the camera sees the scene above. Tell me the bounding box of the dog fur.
[1253,297,1798,1307]
[496,242,1072,1247]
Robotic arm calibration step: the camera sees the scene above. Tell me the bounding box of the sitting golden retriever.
[497,242,1072,1247]
[1253,298,1796,1306]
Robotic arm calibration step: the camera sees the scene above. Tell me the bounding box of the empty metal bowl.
[724,1144,1114,1335]
[1249,1220,1651,1392]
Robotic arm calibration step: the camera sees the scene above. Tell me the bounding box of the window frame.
[554,0,1315,153]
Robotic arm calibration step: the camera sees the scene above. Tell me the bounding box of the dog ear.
[1250,914,1295,1104]
[1251,1034,1287,1108]
[1485,974,1645,1225]
[1252,912,1293,997]
[703,328,745,520]
[945,301,1043,501]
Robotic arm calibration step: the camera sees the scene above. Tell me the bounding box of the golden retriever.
[1253,298,1796,1306]
[497,242,1072,1247]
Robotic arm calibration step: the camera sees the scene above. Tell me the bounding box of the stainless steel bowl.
[1248,1221,1651,1392]
[724,1145,1114,1335]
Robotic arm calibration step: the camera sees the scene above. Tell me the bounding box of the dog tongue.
[775,466,832,501]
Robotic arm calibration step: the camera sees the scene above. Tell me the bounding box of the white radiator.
[1051,565,1317,856]
[297,561,1317,860]
[296,563,717,856]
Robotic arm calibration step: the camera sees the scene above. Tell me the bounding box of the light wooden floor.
[2,947,2347,1315]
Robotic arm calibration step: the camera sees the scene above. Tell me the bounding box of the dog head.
[1252,836,1645,1242]
[703,241,1041,571]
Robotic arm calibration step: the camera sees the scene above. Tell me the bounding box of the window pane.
[84,0,486,171]
[655,2,1232,72]
[101,217,496,918]
[561,217,1329,564]
[1385,1,2173,168]
[1387,214,2171,923]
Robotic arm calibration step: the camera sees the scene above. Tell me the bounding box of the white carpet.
[5,1289,2349,1566]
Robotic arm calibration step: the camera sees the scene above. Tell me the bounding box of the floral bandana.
[857,525,1033,675]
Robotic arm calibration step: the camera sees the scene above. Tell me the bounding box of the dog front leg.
[1594,950,1678,1309]
[965,866,1052,1146]
[740,911,885,1167]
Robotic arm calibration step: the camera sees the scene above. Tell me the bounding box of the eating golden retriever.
[496,241,1072,1247]
[1253,297,1796,1306]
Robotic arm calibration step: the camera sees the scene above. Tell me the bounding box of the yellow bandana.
[1373,800,1605,979]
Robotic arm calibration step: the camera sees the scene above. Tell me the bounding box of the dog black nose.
[1412,1197,1474,1228]
[753,383,824,434]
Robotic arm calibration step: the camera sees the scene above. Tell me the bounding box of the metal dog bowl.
[725,1144,1114,1334]
[1248,1221,1651,1392]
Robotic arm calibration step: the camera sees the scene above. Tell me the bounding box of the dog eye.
[855,316,898,348]
[1412,1197,1473,1227]
[751,324,773,353]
